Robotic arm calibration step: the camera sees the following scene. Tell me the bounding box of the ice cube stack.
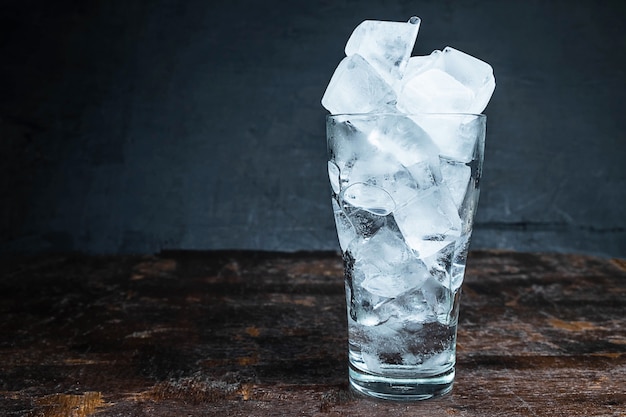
[323,17,495,300]
[321,16,495,116]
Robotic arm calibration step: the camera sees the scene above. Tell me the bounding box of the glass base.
[348,363,455,401]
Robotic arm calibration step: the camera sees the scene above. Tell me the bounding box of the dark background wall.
[1,0,625,258]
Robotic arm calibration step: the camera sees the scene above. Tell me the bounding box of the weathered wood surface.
[0,250,625,416]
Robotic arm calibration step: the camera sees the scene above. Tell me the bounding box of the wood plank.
[0,251,624,416]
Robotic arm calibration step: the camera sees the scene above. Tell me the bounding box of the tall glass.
[326,113,485,400]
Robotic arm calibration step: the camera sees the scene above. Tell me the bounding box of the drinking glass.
[326,112,486,400]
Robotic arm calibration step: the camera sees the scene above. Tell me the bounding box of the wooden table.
[0,250,625,416]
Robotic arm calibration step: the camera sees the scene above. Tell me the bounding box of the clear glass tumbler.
[326,113,486,400]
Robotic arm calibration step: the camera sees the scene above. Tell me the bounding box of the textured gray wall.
[1,0,625,257]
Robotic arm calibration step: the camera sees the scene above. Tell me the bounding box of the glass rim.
[327,112,485,118]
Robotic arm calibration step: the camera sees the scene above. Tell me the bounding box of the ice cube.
[419,349,454,370]
[343,205,386,239]
[335,116,444,207]
[447,231,474,292]
[362,350,383,373]
[327,118,360,173]
[365,256,429,299]
[351,227,430,298]
[349,278,395,326]
[397,47,495,114]
[367,115,439,167]
[394,186,462,258]
[459,183,480,235]
[421,276,453,322]
[341,155,434,214]
[340,151,404,193]
[398,68,474,114]
[378,284,434,324]
[382,166,422,207]
[422,240,455,286]
[439,46,496,114]
[327,117,383,191]
[321,54,396,114]
[408,234,458,264]
[332,198,357,251]
[440,159,471,208]
[450,253,468,292]
[405,159,440,190]
[345,17,421,85]
[342,182,395,215]
[411,113,484,163]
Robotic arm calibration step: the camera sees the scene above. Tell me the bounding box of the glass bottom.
[348,362,455,401]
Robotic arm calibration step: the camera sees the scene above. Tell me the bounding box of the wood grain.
[0,251,624,416]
